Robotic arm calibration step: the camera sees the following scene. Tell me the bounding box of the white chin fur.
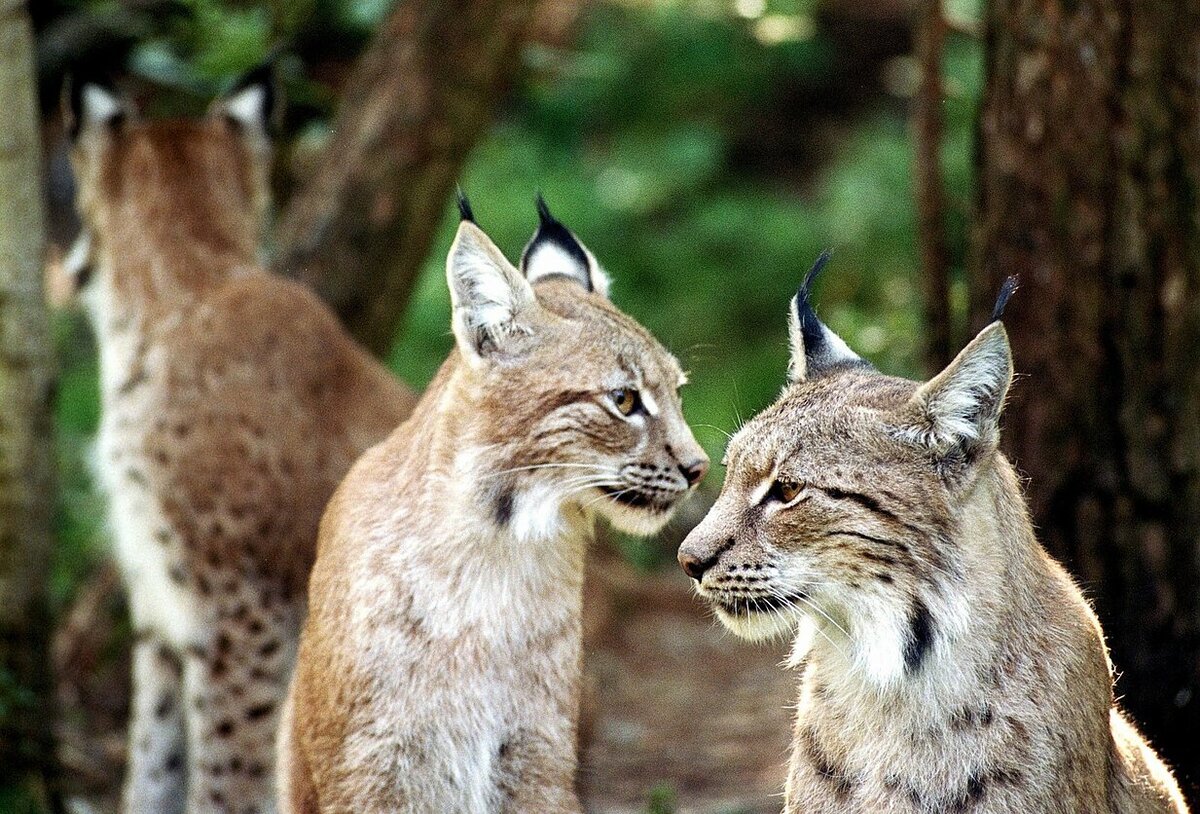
[595,498,677,536]
[713,605,799,642]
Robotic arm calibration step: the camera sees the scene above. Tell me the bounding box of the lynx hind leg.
[183,600,299,814]
[122,636,187,814]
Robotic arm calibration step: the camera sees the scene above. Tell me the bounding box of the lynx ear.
[209,64,276,143]
[64,77,130,142]
[906,322,1013,455]
[787,251,867,382]
[519,195,610,298]
[448,219,540,367]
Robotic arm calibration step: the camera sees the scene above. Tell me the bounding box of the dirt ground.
[54,550,797,814]
[580,558,794,814]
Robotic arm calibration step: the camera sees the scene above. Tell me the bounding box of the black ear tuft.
[456,186,475,223]
[990,275,1019,322]
[231,61,275,92]
[535,191,554,226]
[520,193,593,292]
[794,249,834,353]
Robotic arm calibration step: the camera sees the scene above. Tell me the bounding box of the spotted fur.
[679,280,1187,813]
[66,77,417,814]
[279,212,707,813]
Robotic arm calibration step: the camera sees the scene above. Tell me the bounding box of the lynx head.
[61,67,276,299]
[445,195,708,538]
[679,257,1017,687]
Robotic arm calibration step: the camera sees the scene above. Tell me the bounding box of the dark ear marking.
[213,62,277,138]
[990,275,1019,322]
[230,62,276,116]
[520,193,592,291]
[456,186,475,223]
[787,249,869,381]
[794,249,834,356]
[63,72,125,141]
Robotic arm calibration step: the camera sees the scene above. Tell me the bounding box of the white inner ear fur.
[786,294,863,383]
[447,222,538,366]
[524,240,611,299]
[215,84,268,133]
[908,322,1013,451]
[80,84,124,129]
[786,294,807,382]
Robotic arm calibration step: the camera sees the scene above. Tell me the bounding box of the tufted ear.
[447,218,540,367]
[519,194,610,298]
[905,322,1013,457]
[64,76,131,142]
[208,64,276,146]
[787,251,869,382]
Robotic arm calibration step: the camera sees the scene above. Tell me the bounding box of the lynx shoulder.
[279,198,708,814]
[679,260,1187,813]
[65,73,416,814]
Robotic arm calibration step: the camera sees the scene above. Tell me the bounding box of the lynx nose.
[677,548,717,581]
[679,457,709,487]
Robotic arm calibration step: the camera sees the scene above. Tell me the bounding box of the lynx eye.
[768,479,805,504]
[610,387,641,416]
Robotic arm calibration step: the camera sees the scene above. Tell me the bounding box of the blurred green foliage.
[391,0,983,467]
[44,0,983,591]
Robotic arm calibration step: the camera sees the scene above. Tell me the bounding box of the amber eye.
[610,387,641,416]
[769,479,804,503]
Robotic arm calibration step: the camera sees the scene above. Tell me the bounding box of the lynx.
[64,73,417,813]
[678,257,1188,813]
[278,198,708,813]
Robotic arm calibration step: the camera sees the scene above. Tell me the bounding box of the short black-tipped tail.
[456,186,475,223]
[991,275,1019,322]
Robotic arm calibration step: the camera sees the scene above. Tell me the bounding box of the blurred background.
[1,0,1197,812]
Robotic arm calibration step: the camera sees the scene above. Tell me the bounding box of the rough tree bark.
[0,0,59,806]
[272,0,539,356]
[973,0,1200,797]
[912,0,952,374]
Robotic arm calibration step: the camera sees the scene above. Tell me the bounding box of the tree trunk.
[973,0,1200,798]
[912,0,952,374]
[272,0,539,356]
[0,0,60,806]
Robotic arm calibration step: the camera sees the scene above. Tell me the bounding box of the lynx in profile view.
[679,258,1188,813]
[278,198,708,814]
[63,73,417,813]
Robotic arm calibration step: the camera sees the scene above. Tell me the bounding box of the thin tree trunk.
[0,0,60,806]
[973,0,1200,798]
[912,0,952,373]
[272,0,539,356]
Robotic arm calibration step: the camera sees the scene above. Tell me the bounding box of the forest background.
[2,0,1197,811]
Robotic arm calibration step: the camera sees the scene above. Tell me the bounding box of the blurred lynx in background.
[62,72,416,813]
